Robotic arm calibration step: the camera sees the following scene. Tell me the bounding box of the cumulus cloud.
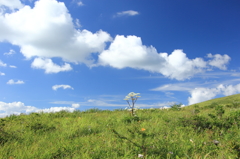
[188,84,240,105]
[0,72,5,76]
[116,10,139,17]
[0,0,231,80]
[0,60,7,67]
[7,79,24,84]
[71,103,80,108]
[0,101,38,117]
[0,101,76,118]
[188,87,220,105]
[0,0,111,66]
[207,53,231,70]
[31,57,72,73]
[52,84,74,90]
[221,84,240,96]
[0,0,24,11]
[4,49,16,56]
[99,35,230,80]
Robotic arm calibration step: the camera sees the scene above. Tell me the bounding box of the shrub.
[215,105,225,118]
[170,103,182,111]
[193,104,200,114]
[50,146,74,159]
[122,116,140,123]
[179,115,212,131]
[84,108,102,113]
[69,126,101,138]
[26,122,56,133]
[232,100,240,108]
[0,128,19,145]
[206,102,219,109]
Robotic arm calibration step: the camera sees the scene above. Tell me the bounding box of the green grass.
[0,94,240,158]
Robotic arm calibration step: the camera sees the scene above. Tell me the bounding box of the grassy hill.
[189,93,240,107]
[0,94,240,158]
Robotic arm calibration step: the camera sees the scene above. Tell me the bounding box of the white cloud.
[4,49,15,56]
[52,84,74,90]
[231,72,240,77]
[77,1,84,6]
[9,65,17,68]
[188,87,220,105]
[39,107,75,113]
[99,35,229,80]
[50,101,74,104]
[188,84,240,105]
[0,0,231,79]
[0,72,5,76]
[7,79,24,84]
[220,84,240,96]
[84,98,172,108]
[71,0,84,6]
[138,102,176,108]
[0,0,24,11]
[75,18,81,28]
[31,58,72,73]
[71,103,80,108]
[0,101,76,118]
[51,98,176,109]
[116,10,139,17]
[151,83,196,91]
[0,0,111,66]
[0,99,174,118]
[0,101,38,117]
[0,60,7,67]
[86,99,126,107]
[207,53,231,70]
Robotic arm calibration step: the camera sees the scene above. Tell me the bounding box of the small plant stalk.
[124,92,140,116]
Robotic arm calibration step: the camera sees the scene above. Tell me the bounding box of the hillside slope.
[188,93,240,107]
[0,94,240,158]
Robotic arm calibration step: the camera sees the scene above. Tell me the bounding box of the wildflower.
[138,154,144,158]
[190,139,194,143]
[124,96,130,100]
[124,92,141,116]
[141,128,146,131]
[88,126,92,132]
[128,92,140,97]
[213,140,220,145]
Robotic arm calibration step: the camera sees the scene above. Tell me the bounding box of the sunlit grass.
[0,94,240,158]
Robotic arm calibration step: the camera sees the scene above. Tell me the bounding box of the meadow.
[0,94,240,159]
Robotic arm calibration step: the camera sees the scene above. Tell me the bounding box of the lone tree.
[124,92,141,116]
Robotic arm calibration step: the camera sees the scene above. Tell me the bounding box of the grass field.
[0,94,240,158]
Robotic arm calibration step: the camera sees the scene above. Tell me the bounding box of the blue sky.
[0,0,240,117]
